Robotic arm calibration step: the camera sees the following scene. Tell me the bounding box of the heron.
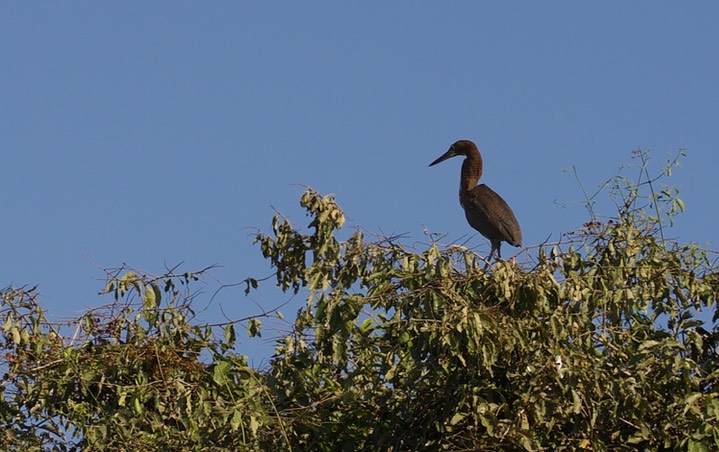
[429,139,522,260]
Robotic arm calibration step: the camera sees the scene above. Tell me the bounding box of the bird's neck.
[459,149,483,196]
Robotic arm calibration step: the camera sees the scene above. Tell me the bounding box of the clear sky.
[3,3,718,365]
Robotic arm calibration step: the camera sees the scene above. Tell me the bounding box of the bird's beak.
[429,147,458,167]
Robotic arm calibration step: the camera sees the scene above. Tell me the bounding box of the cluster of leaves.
[0,269,272,451]
[1,150,718,450]
[255,151,719,451]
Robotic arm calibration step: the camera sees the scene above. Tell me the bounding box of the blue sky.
[2,3,718,365]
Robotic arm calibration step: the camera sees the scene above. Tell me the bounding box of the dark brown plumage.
[429,140,522,259]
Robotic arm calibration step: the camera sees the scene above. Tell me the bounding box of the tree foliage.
[1,150,718,450]
[0,268,270,451]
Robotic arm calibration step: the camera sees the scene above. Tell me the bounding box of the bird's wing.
[465,185,522,247]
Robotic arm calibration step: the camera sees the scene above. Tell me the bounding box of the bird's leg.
[483,242,499,270]
[488,241,502,260]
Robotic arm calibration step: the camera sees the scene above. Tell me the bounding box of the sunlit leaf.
[2,313,12,332]
[247,318,262,337]
[11,326,20,344]
[213,360,231,386]
[676,197,685,212]
[224,323,236,348]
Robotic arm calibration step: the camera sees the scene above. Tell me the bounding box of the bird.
[429,139,522,260]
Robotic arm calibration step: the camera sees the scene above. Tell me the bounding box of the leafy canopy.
[1,150,718,451]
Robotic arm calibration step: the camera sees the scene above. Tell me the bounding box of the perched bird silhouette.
[429,140,522,260]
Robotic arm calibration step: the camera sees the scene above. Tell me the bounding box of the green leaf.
[360,317,374,332]
[143,284,158,326]
[213,360,231,385]
[249,416,260,435]
[683,392,703,415]
[1,313,12,332]
[688,439,709,452]
[247,318,262,337]
[638,340,660,351]
[224,323,236,348]
[676,197,686,212]
[572,389,582,414]
[230,409,242,431]
[449,412,467,426]
[11,327,20,344]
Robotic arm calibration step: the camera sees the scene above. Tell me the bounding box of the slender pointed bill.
[429,148,458,167]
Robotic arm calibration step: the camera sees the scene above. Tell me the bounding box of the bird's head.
[429,140,477,167]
